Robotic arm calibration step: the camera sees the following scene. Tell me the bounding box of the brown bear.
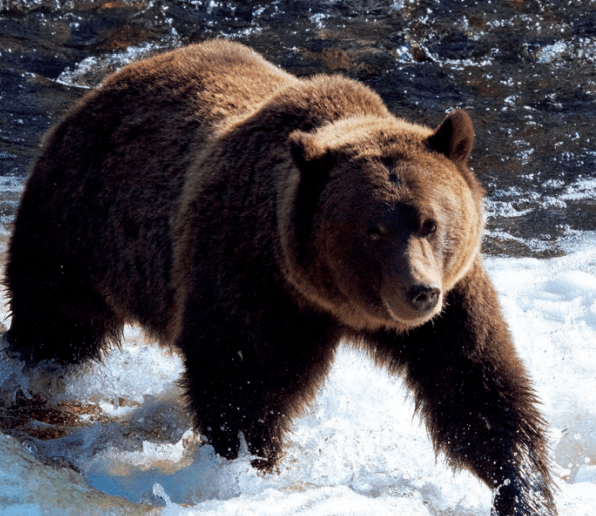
[4,40,556,515]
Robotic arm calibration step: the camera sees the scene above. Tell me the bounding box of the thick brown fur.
[4,40,556,515]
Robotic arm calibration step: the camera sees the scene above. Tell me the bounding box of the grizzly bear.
[4,40,555,515]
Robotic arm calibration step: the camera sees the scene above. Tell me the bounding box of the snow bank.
[1,247,595,515]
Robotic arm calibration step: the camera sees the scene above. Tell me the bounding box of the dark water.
[1,0,595,257]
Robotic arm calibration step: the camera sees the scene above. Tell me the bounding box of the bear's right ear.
[289,130,336,177]
[427,109,474,164]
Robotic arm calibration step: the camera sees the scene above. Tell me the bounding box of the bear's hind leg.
[5,271,123,365]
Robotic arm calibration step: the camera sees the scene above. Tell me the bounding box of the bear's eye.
[420,220,437,237]
[366,225,385,241]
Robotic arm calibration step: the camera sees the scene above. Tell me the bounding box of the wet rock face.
[1,0,595,257]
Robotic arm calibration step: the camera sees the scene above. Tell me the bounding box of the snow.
[1,244,596,515]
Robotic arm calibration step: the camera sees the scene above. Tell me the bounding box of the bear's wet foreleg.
[369,260,556,516]
[179,309,341,472]
[189,383,290,472]
[181,350,289,470]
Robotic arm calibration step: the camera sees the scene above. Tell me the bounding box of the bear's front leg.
[177,295,341,472]
[370,259,556,516]
[179,331,284,469]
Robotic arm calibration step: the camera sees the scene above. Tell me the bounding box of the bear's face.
[280,111,483,331]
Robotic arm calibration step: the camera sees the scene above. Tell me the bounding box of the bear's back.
[9,41,297,339]
[99,40,297,138]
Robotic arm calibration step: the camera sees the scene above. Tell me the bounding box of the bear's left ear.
[288,130,337,177]
[427,109,474,164]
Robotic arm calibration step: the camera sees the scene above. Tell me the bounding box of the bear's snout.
[378,236,443,323]
[407,283,441,312]
[381,279,442,325]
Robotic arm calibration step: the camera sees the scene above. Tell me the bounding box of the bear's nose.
[408,284,441,312]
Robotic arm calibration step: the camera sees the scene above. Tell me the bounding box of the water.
[1,0,596,256]
[1,3,596,513]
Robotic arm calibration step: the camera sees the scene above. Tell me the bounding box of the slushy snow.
[1,245,596,515]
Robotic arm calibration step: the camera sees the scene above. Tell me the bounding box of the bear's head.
[279,110,483,332]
